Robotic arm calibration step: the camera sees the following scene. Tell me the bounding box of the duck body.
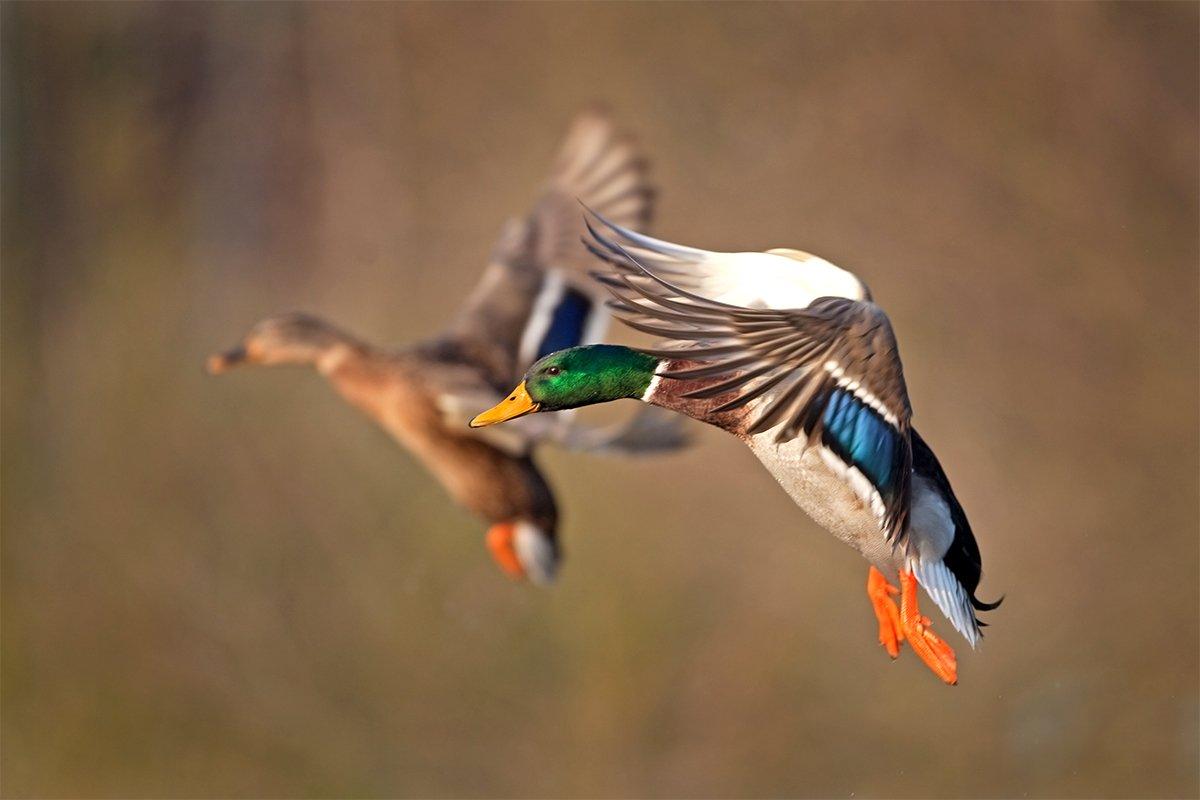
[747,430,901,570]
[209,111,685,584]
[319,343,558,536]
[474,212,999,684]
[645,363,979,626]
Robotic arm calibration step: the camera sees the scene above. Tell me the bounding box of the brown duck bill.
[206,346,247,375]
[470,381,540,427]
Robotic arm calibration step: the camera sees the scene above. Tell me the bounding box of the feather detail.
[450,110,656,390]
[532,109,654,274]
[587,216,915,547]
[911,430,1003,623]
[517,271,600,367]
[583,206,868,308]
[912,558,980,648]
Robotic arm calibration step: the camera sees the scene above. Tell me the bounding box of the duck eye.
[545,366,561,376]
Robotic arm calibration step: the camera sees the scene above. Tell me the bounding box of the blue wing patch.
[536,287,593,359]
[821,388,899,493]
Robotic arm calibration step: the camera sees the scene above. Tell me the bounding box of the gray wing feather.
[557,405,693,455]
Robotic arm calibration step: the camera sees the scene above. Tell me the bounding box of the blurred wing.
[450,108,656,390]
[530,107,655,275]
[594,230,914,546]
[554,403,692,455]
[432,363,601,456]
[445,110,685,454]
[584,208,867,310]
[437,391,533,457]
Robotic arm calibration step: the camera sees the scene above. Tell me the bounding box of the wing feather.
[444,111,685,455]
[588,216,915,547]
[584,208,868,308]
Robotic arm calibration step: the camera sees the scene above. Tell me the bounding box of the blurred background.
[3,3,1197,797]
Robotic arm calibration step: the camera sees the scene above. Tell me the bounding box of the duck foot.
[485,523,526,580]
[899,569,958,685]
[867,566,904,658]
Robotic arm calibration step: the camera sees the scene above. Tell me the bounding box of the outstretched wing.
[583,208,868,310]
[441,109,685,454]
[592,226,914,547]
[449,109,655,391]
[528,109,655,275]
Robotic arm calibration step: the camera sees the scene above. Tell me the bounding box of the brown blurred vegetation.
[2,3,1197,798]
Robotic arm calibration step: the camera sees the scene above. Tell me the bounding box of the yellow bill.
[470,381,540,427]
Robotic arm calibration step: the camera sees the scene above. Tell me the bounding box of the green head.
[526,345,660,410]
[470,345,660,427]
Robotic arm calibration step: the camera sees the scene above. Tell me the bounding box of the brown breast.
[650,359,754,437]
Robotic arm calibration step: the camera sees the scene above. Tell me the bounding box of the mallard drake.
[472,211,1000,683]
[207,111,686,584]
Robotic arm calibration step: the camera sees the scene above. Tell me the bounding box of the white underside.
[747,435,900,570]
[745,431,980,645]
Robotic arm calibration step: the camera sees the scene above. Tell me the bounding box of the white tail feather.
[912,558,980,648]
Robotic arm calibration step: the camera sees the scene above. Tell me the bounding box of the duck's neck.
[643,360,750,434]
[274,324,388,413]
[237,316,371,377]
[575,346,750,434]
[315,341,368,376]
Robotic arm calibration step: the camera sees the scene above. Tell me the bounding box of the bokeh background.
[3,3,1198,798]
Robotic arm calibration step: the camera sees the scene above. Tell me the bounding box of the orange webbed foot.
[899,569,958,685]
[486,523,526,580]
[866,566,904,659]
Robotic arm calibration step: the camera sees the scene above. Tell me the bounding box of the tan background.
[3,3,1197,797]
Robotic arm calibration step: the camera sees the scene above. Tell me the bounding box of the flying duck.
[471,211,999,683]
[208,112,686,584]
